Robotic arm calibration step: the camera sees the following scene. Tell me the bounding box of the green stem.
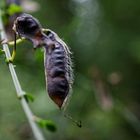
[0,10,45,140]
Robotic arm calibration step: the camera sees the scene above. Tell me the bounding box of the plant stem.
[0,10,45,140]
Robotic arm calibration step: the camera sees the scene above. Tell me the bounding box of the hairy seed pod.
[44,29,73,109]
[13,14,73,109]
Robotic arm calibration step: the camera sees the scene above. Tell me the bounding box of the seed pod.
[13,14,73,109]
[44,30,73,109]
[13,13,44,48]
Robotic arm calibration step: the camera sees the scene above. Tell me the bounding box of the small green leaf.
[24,93,35,102]
[0,49,4,55]
[44,120,57,132]
[35,117,57,132]
[7,4,23,16]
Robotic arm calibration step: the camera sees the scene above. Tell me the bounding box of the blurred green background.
[1,0,140,139]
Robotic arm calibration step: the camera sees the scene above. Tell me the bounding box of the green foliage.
[1,3,22,24]
[24,93,35,102]
[35,117,57,132]
[0,48,4,55]
[7,4,22,16]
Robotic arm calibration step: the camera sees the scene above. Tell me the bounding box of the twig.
[0,10,45,140]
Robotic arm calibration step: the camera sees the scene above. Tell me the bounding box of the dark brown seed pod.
[13,13,41,37]
[13,13,44,48]
[13,14,73,109]
[44,29,73,109]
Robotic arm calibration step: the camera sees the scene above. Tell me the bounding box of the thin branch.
[0,10,45,140]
